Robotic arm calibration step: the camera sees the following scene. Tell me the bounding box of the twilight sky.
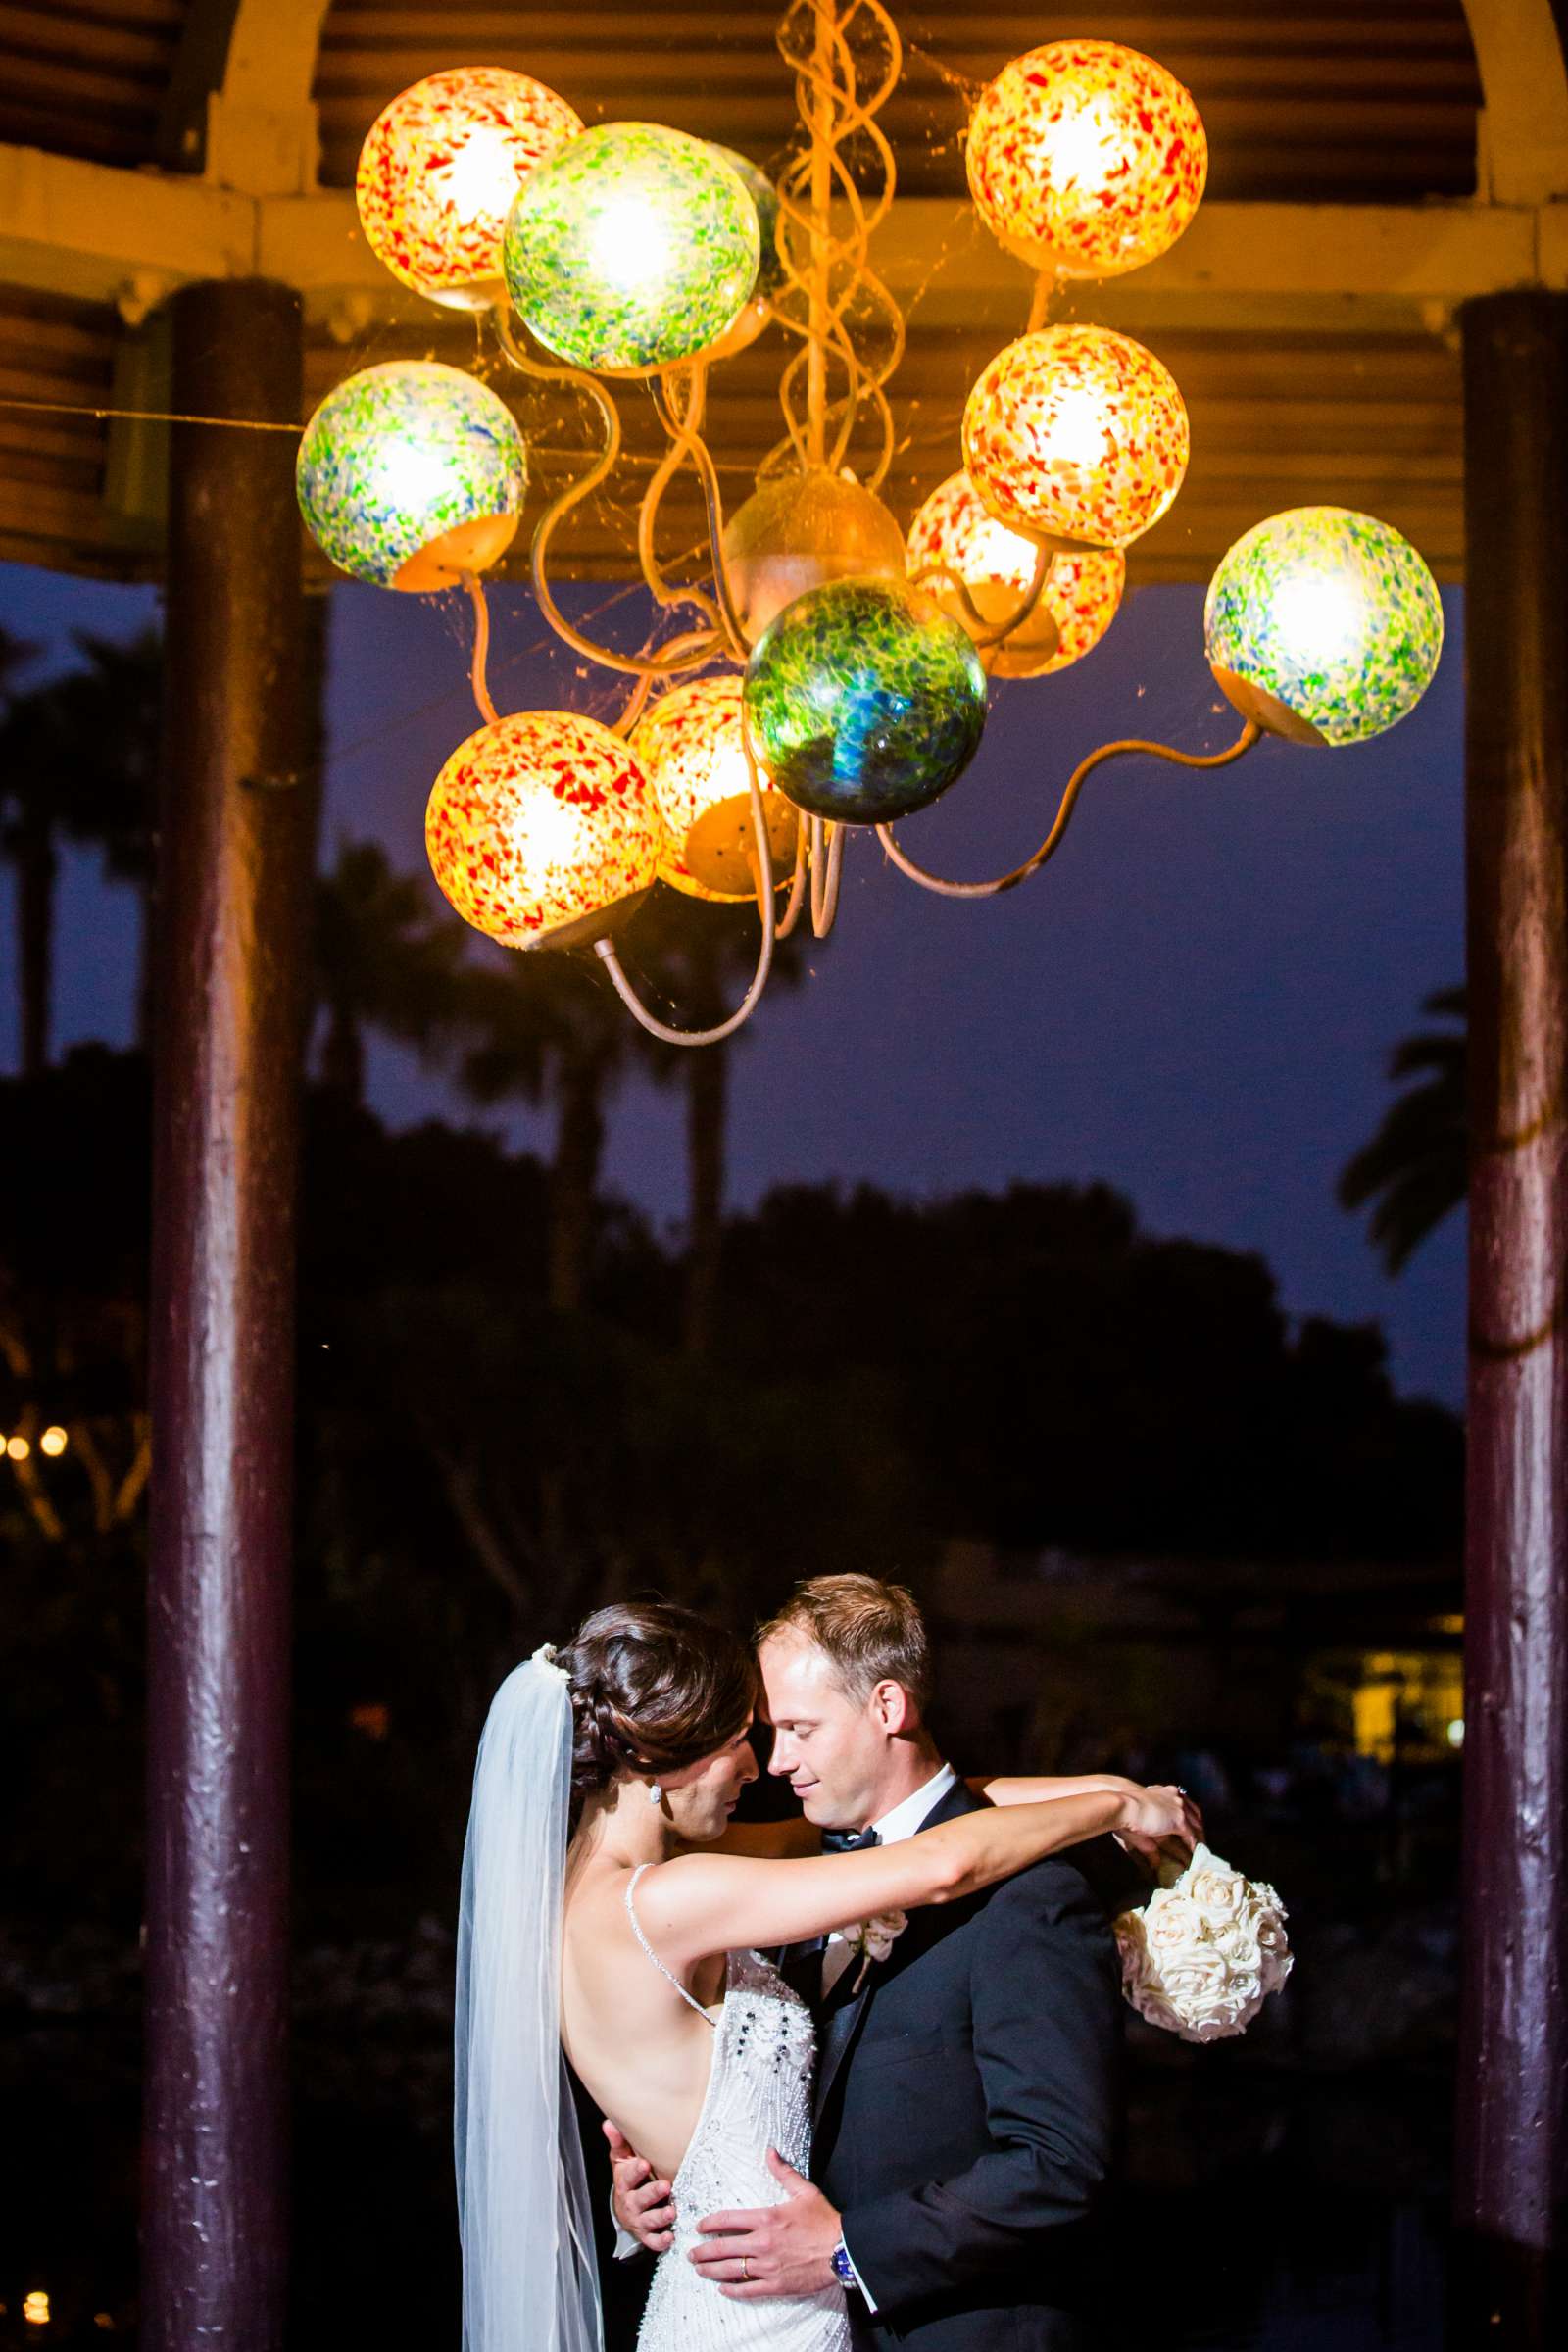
[0,559,1466,1406]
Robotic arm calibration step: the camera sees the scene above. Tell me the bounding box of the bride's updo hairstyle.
[558,1601,759,1812]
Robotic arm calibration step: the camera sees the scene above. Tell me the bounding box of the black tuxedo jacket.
[787,1780,1124,2352]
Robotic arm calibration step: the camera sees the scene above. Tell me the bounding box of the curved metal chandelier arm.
[876,718,1263,901]
[908,541,1055,658]
[494,312,722,681]
[637,364,723,635]
[775,813,810,939]
[591,740,778,1048]
[461,571,500,724]
[809,816,845,935]
[649,372,752,662]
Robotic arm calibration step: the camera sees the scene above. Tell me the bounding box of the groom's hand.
[691,2149,841,2299]
[605,2122,677,2254]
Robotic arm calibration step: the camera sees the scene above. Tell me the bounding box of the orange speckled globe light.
[630,675,798,900]
[425,711,660,950]
[963,325,1188,550]
[357,68,583,308]
[906,471,1125,679]
[966,40,1206,279]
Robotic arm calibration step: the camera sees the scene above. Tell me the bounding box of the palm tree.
[456,954,626,1314]
[1338,984,1466,1272]
[313,837,473,1105]
[0,628,163,1072]
[626,889,808,1354]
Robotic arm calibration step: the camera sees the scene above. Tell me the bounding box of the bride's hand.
[1116,1783,1201,1851]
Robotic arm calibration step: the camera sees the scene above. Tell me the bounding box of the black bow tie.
[820,1826,881,1854]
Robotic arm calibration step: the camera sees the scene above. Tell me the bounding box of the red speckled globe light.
[963,325,1189,550]
[630,675,797,900]
[425,711,660,950]
[966,40,1206,280]
[357,68,583,308]
[906,471,1125,678]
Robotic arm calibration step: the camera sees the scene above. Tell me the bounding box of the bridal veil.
[455,1646,604,2352]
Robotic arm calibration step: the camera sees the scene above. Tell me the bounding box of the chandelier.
[297,3,1446,1048]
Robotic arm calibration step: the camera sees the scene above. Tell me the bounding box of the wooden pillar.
[142,278,316,2352]
[1455,288,1568,2342]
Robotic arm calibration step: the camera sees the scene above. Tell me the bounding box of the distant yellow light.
[1447,1718,1465,1749]
[24,2290,50,2326]
[94,2319,115,2333]
[7,1434,31,1462]
[40,1426,68,1457]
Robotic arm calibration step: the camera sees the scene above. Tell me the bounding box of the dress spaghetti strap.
[625,1862,718,2027]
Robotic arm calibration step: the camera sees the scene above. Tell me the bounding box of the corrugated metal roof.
[0,1,1479,582]
[313,3,1482,202]
[0,0,187,170]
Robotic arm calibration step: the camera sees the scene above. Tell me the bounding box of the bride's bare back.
[563,1855,729,2183]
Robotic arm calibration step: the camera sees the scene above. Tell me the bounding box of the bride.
[455,1601,1192,2352]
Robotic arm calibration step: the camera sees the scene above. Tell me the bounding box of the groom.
[612,1572,1130,2349]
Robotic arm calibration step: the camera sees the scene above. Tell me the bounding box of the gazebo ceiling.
[0,0,1545,588]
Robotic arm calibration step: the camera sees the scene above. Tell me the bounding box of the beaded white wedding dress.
[626,1865,851,2352]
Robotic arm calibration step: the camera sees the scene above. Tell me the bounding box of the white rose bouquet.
[1113,1843,1292,2043]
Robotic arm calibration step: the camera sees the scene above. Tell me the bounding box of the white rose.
[1187,1866,1248,1925]
[1211,1920,1261,1968]
[1144,1892,1205,1952]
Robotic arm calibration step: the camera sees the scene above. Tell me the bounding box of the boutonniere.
[847,1908,907,1991]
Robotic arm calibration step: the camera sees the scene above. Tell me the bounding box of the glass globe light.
[700,145,783,363]
[966,40,1206,279]
[1204,507,1445,747]
[906,471,1125,679]
[744,576,988,825]
[356,69,583,308]
[504,123,760,375]
[723,469,908,645]
[963,325,1188,550]
[426,711,661,949]
[630,676,798,899]
[297,362,526,591]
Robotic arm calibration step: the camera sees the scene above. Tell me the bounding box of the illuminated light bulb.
[297,362,526,592]
[700,146,783,362]
[906,470,1125,678]
[39,1426,67,1457]
[7,1435,31,1461]
[744,576,989,826]
[356,69,583,307]
[967,40,1207,279]
[1204,507,1444,745]
[963,325,1188,550]
[631,675,797,898]
[23,2292,49,2326]
[426,711,661,949]
[505,123,760,375]
[723,470,908,645]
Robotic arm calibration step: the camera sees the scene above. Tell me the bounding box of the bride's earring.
[647,1781,663,1807]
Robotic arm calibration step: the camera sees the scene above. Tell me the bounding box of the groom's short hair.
[758,1574,933,1715]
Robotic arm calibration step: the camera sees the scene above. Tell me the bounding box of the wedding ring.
[740,2257,751,2281]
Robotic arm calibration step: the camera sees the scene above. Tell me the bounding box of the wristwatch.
[830,2241,858,2293]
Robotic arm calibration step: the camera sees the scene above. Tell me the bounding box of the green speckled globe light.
[1204,506,1444,747]
[503,122,760,374]
[296,361,526,591]
[744,576,989,825]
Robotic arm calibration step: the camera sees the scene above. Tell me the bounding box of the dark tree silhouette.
[1339,985,1467,1273]
[313,837,472,1105]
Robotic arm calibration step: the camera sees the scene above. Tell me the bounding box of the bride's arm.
[972,1773,1204,1849]
[631,1783,1190,1969]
